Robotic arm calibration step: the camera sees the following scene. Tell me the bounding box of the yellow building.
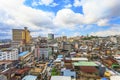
[22,27,31,44]
[12,27,31,44]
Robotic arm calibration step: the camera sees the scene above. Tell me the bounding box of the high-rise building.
[48,34,54,40]
[12,27,31,44]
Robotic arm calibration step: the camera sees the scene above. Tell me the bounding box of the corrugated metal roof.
[62,70,76,78]
[73,61,98,66]
[51,76,71,80]
[22,75,37,80]
[19,51,29,57]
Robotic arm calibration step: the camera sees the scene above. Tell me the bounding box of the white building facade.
[0,48,18,60]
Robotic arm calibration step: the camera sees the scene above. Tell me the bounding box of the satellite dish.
[0,74,7,80]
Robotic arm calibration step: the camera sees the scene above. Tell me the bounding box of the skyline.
[0,0,120,39]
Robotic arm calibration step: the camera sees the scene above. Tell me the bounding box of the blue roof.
[22,75,37,80]
[57,55,63,58]
[19,51,29,57]
[101,77,108,80]
[62,70,76,78]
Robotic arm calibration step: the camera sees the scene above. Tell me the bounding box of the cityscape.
[0,0,120,80]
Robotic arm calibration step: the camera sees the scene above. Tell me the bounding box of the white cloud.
[54,0,120,29]
[91,30,120,37]
[81,0,120,24]
[73,0,81,7]
[0,0,56,37]
[32,1,38,6]
[97,19,109,26]
[90,25,120,36]
[64,4,72,8]
[39,0,54,6]
[0,0,120,38]
[53,9,84,28]
[32,0,58,7]
[36,0,58,7]
[50,3,59,7]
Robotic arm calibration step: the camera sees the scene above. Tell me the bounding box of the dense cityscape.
[0,27,120,80]
[0,0,120,80]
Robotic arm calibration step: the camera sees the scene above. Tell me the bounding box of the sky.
[0,0,120,39]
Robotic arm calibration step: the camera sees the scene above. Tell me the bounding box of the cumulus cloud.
[82,0,120,24]
[0,0,57,37]
[53,9,84,28]
[39,0,54,6]
[0,0,120,38]
[54,0,120,29]
[64,4,72,8]
[97,19,109,26]
[73,0,81,7]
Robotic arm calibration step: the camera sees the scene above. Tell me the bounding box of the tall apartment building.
[12,27,31,45]
[35,38,49,60]
[0,48,18,60]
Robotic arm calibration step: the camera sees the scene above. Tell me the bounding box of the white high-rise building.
[0,48,18,60]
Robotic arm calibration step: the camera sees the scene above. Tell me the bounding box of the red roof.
[80,66,98,73]
[64,60,72,63]
[16,67,30,74]
[106,57,118,63]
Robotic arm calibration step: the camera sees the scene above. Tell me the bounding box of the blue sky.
[0,0,120,39]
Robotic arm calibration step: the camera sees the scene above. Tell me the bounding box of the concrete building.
[0,61,14,72]
[34,38,49,60]
[0,48,18,60]
[48,33,54,40]
[19,51,32,62]
[0,43,11,49]
[35,47,49,60]
[12,27,31,45]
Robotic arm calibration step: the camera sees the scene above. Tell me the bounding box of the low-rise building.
[22,75,38,80]
[61,69,76,79]
[19,51,32,63]
[29,63,47,79]
[0,61,13,72]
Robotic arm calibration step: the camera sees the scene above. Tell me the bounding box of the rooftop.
[57,55,63,58]
[22,75,37,80]
[80,66,98,73]
[19,51,29,57]
[61,69,76,78]
[30,68,42,75]
[51,76,71,80]
[110,76,120,80]
[73,61,98,66]
[16,67,30,74]
[71,57,88,61]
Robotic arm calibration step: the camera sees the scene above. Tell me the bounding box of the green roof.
[73,61,98,66]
